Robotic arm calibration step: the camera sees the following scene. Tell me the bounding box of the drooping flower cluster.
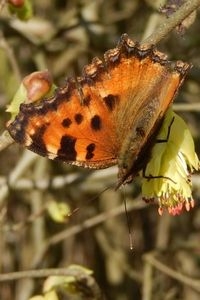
[141,108,199,216]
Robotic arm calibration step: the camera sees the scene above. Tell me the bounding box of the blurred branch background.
[0,1,200,300]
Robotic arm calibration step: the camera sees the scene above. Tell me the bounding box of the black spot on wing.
[74,113,83,124]
[83,95,91,106]
[91,115,102,131]
[86,143,96,160]
[57,135,77,161]
[29,124,49,155]
[103,94,119,111]
[62,118,72,128]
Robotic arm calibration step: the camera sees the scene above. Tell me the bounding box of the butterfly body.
[7,34,190,187]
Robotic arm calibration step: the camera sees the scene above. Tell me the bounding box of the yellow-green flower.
[47,200,71,223]
[141,108,199,216]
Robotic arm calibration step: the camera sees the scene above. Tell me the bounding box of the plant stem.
[142,0,200,45]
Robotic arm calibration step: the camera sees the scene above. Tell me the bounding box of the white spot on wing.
[46,144,58,155]
[47,153,57,160]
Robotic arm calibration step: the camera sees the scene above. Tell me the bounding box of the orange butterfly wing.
[7,34,190,184]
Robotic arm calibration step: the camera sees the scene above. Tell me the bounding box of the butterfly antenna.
[122,188,134,250]
[87,184,116,204]
[69,183,116,216]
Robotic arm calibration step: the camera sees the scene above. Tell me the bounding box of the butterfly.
[7,34,190,188]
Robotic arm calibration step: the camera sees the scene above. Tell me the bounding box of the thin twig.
[173,103,200,111]
[0,31,22,82]
[0,151,37,206]
[142,0,200,45]
[0,267,93,282]
[0,0,6,13]
[142,261,153,300]
[144,252,200,293]
[0,130,14,152]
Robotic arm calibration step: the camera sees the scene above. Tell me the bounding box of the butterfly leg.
[142,116,176,184]
[142,170,176,184]
[156,116,175,143]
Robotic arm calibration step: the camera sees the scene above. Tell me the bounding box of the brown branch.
[144,252,200,293]
[142,0,200,45]
[142,261,153,300]
[0,31,22,82]
[0,268,78,282]
[0,130,14,152]
[173,103,200,111]
[0,0,6,13]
